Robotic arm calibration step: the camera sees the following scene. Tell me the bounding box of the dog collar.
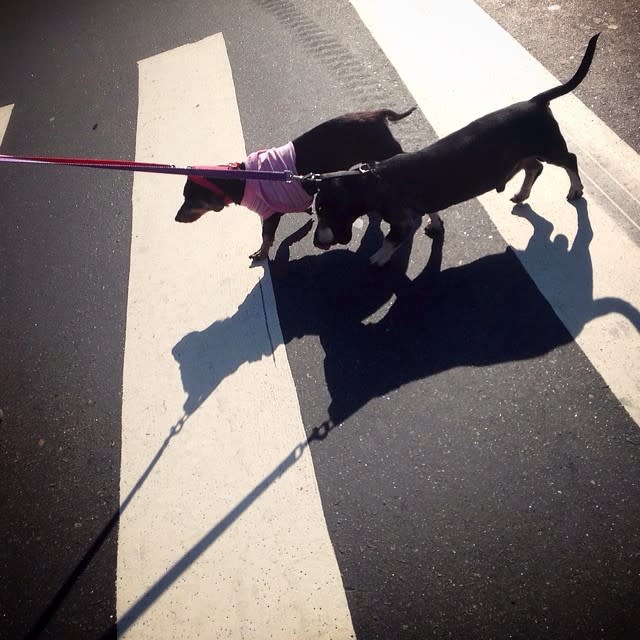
[187,162,243,205]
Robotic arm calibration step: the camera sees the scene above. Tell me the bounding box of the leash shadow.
[100,422,332,639]
[23,414,189,640]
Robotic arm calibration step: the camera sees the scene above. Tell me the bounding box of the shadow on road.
[24,415,189,640]
[512,199,640,337]
[114,199,640,634]
[28,200,640,638]
[175,199,639,430]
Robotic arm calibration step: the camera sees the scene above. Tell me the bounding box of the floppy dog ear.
[201,191,227,211]
[184,178,228,209]
[175,179,228,222]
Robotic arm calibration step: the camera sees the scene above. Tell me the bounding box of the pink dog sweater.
[240,142,312,220]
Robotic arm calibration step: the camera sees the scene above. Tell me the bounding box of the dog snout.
[175,202,206,223]
[313,224,336,250]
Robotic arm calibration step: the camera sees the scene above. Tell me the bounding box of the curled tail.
[383,105,417,121]
[531,33,600,104]
[346,106,417,125]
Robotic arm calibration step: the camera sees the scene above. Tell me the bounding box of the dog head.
[313,172,376,249]
[175,177,232,223]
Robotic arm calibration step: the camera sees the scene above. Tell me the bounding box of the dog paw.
[424,223,444,239]
[566,189,583,201]
[249,248,269,261]
[424,214,444,239]
[510,193,527,204]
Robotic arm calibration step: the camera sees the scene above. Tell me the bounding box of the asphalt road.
[1,1,639,638]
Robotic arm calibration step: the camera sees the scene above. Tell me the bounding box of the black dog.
[176,107,415,260]
[313,34,600,267]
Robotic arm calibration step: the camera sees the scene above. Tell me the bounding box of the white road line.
[118,34,354,638]
[352,0,640,426]
[0,104,14,145]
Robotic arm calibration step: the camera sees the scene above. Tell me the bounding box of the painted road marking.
[352,0,640,426]
[0,104,14,145]
[118,34,354,638]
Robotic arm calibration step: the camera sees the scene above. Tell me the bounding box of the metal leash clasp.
[299,172,322,183]
[304,172,321,182]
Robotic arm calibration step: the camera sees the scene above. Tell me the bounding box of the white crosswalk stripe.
[118,34,354,639]
[0,104,14,146]
[352,0,640,426]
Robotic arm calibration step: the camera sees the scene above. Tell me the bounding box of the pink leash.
[0,153,301,182]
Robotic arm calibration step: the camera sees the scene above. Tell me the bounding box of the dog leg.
[497,163,522,194]
[249,238,272,261]
[424,212,444,238]
[545,145,584,201]
[370,238,401,266]
[511,158,544,203]
[562,153,584,200]
[370,209,420,267]
[250,213,282,261]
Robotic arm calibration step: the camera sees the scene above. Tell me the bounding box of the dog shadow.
[271,198,640,427]
[171,216,414,417]
[512,199,640,337]
[173,200,639,427]
[172,283,276,416]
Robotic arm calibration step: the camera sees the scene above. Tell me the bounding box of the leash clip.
[300,172,322,183]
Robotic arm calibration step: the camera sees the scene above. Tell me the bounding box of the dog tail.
[530,33,600,104]
[382,105,417,122]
